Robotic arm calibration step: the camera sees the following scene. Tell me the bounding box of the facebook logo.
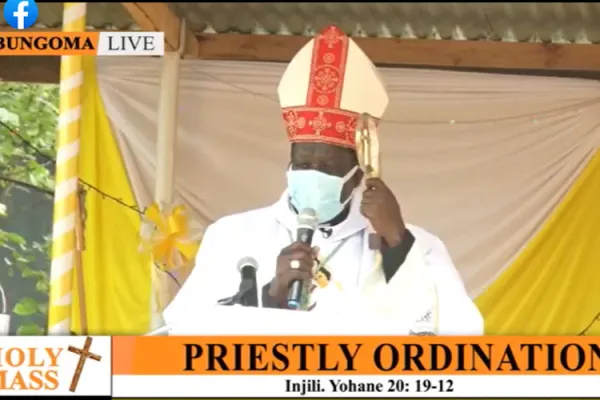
[3,0,38,30]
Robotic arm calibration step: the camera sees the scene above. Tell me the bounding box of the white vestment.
[164,190,484,335]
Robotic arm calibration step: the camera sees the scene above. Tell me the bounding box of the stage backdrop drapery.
[75,57,151,334]
[94,57,600,334]
[477,149,600,335]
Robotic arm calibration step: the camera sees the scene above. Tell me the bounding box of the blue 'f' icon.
[3,0,39,30]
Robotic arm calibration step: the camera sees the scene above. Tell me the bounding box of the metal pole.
[151,50,181,330]
[48,2,88,335]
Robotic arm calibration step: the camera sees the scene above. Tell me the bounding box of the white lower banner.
[112,375,600,398]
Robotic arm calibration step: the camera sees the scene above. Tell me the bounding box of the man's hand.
[269,242,318,302]
[360,177,406,247]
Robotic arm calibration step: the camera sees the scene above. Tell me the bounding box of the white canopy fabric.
[96,57,600,298]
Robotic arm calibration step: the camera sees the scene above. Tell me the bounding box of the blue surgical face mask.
[286,166,360,224]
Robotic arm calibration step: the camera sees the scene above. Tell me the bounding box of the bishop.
[165,25,483,335]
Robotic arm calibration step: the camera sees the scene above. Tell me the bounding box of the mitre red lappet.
[277,25,389,149]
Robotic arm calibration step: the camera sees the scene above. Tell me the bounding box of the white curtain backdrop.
[96,57,600,298]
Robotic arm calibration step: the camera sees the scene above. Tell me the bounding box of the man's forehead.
[292,142,349,158]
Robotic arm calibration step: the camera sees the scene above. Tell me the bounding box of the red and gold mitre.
[277,25,389,150]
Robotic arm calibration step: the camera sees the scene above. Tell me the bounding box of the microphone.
[287,209,318,310]
[217,257,259,307]
[237,257,259,307]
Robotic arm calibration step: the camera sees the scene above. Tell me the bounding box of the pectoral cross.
[68,336,102,392]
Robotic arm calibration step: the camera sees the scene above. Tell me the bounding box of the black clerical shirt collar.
[290,203,350,239]
[276,189,369,243]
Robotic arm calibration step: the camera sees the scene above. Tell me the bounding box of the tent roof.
[0,3,135,30]
[170,2,600,44]
[1,2,600,44]
[2,3,600,83]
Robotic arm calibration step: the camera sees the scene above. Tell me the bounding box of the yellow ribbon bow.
[140,203,200,271]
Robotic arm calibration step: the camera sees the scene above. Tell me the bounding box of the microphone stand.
[217,279,257,307]
[147,283,255,336]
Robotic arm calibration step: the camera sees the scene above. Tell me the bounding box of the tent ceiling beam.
[196,34,600,72]
[121,2,199,56]
[4,37,600,84]
[5,55,600,85]
[0,56,59,84]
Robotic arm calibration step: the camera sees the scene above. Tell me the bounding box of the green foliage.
[0,82,57,192]
[0,82,58,335]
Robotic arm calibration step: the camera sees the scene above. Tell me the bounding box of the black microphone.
[287,208,318,310]
[237,257,259,307]
[217,257,259,307]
